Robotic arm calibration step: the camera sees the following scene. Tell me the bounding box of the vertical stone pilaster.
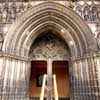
[94,56,100,99]
[85,57,99,100]
[9,59,16,100]
[2,57,11,100]
[25,61,31,100]
[70,56,99,100]
[0,56,30,100]
[90,57,98,99]
[0,57,4,100]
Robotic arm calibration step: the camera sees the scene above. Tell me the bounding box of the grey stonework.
[0,55,100,100]
[0,1,99,100]
[70,56,100,100]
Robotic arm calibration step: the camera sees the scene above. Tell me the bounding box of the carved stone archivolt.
[2,2,98,58]
[29,33,70,60]
[0,2,99,100]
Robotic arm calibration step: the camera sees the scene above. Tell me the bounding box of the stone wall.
[0,54,100,100]
[70,55,100,100]
[0,56,30,100]
[94,54,100,96]
[0,2,99,100]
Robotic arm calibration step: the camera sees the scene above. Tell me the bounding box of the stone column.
[2,57,11,100]
[47,59,52,100]
[94,55,100,99]
[0,56,30,100]
[9,59,17,100]
[0,57,4,100]
[70,55,99,100]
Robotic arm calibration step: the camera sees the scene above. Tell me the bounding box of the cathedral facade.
[0,0,100,100]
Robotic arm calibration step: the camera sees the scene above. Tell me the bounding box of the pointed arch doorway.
[29,31,70,100]
[1,2,98,100]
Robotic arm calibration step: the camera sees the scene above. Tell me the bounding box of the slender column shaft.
[47,59,52,100]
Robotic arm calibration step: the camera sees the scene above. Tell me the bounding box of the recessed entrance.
[29,61,47,98]
[29,30,70,100]
[29,61,70,100]
[1,2,98,100]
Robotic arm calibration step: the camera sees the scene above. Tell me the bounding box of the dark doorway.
[29,61,47,98]
[29,61,70,100]
[53,61,70,100]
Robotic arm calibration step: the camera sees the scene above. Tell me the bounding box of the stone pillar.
[94,55,100,99]
[87,57,98,100]
[9,58,17,100]
[0,57,4,100]
[47,59,52,100]
[70,56,99,100]
[2,57,11,100]
[1,56,30,100]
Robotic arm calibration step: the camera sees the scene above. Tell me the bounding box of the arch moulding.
[2,2,98,59]
[0,2,99,100]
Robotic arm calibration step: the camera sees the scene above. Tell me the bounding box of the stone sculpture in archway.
[29,32,70,60]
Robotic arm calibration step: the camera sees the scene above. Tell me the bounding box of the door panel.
[29,61,70,99]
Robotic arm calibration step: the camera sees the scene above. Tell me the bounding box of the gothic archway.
[29,31,71,99]
[2,2,97,57]
[1,2,98,100]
